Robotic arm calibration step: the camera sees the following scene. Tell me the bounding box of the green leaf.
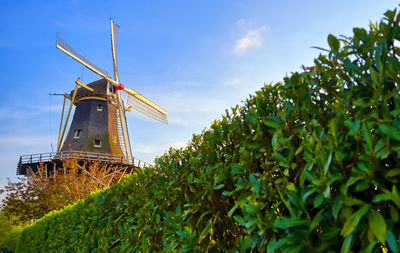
[332,198,342,219]
[386,169,400,178]
[355,180,370,192]
[272,132,278,149]
[301,188,317,202]
[196,211,211,227]
[363,241,378,253]
[231,163,245,175]
[369,67,379,87]
[357,162,373,176]
[346,176,363,188]
[262,116,282,129]
[286,182,296,192]
[274,218,308,229]
[328,34,340,52]
[343,198,365,206]
[283,244,305,253]
[187,172,194,183]
[321,226,341,240]
[295,145,303,155]
[245,217,258,229]
[323,184,331,198]
[374,138,391,159]
[323,151,333,176]
[176,205,181,216]
[384,9,396,21]
[386,230,398,252]
[299,168,306,186]
[247,113,256,125]
[198,218,213,243]
[287,191,302,209]
[353,27,367,37]
[341,234,353,253]
[214,184,225,190]
[375,44,383,73]
[372,193,391,203]
[348,119,361,136]
[341,204,369,237]
[362,124,374,153]
[393,185,400,207]
[314,193,324,208]
[222,191,233,196]
[368,209,386,244]
[267,238,286,251]
[379,124,400,141]
[228,204,239,217]
[233,215,245,226]
[390,205,399,222]
[309,209,324,231]
[241,235,252,251]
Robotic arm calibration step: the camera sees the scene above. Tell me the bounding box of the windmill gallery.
[16,19,168,177]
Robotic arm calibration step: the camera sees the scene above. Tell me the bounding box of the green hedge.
[17,8,400,252]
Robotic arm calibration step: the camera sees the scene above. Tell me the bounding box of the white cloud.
[233,25,268,54]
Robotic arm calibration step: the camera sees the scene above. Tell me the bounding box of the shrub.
[1,158,129,225]
[0,212,26,252]
[17,8,400,252]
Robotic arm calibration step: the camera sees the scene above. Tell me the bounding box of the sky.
[0,0,398,191]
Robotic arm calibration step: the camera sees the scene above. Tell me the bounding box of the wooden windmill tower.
[17,19,167,176]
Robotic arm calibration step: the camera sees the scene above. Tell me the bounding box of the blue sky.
[0,0,398,190]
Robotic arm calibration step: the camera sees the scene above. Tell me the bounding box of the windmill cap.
[70,78,109,99]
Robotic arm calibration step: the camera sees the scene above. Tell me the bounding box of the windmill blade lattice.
[127,95,168,124]
[56,33,110,78]
[110,19,120,82]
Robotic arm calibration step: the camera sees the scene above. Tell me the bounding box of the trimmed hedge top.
[17,8,400,252]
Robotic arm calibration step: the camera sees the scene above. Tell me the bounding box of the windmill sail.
[110,19,132,160]
[110,19,120,82]
[57,21,168,125]
[56,33,110,79]
[127,94,168,124]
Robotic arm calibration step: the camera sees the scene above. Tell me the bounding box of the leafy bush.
[17,8,400,252]
[1,158,128,225]
[0,212,26,252]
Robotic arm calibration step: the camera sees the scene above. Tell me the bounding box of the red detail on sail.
[115,83,124,90]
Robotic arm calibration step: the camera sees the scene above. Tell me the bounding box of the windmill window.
[94,140,101,148]
[74,130,81,139]
[97,104,103,111]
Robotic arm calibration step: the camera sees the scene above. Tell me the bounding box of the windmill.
[56,18,167,159]
[16,19,166,176]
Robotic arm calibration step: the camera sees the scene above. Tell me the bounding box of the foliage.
[1,176,48,225]
[17,8,400,252]
[0,212,26,252]
[1,157,127,225]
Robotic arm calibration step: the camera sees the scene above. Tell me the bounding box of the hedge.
[17,8,400,252]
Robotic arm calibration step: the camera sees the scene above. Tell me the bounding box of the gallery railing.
[17,151,152,175]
